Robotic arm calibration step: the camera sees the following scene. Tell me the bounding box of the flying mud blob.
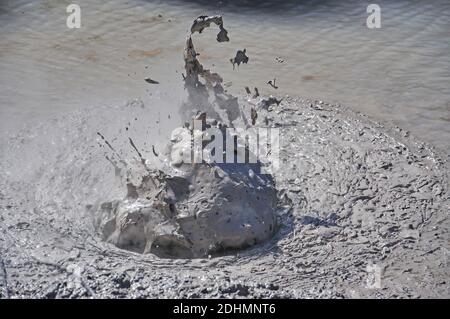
[253,87,260,98]
[267,78,278,89]
[258,96,283,110]
[190,15,229,42]
[144,77,159,84]
[230,49,249,69]
[93,16,279,258]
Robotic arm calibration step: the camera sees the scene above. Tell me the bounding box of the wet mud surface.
[0,96,448,298]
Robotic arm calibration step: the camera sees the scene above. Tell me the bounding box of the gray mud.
[0,15,449,299]
[0,96,448,298]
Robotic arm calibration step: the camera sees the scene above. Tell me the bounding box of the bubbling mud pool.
[0,16,448,298]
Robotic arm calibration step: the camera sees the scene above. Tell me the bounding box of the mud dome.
[93,126,278,258]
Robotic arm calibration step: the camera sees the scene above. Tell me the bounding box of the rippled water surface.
[1,0,449,150]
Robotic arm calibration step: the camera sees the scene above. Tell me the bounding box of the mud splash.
[182,17,242,126]
[92,16,279,258]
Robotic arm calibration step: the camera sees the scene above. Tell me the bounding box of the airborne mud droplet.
[230,49,249,69]
[144,77,159,84]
